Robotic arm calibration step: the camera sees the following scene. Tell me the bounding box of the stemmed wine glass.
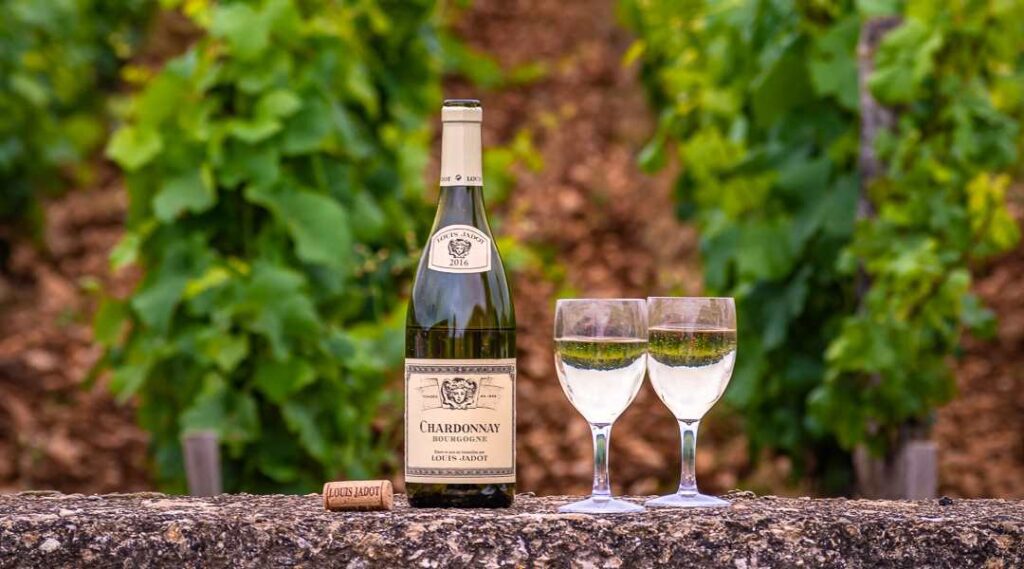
[645,297,737,508]
[553,298,648,514]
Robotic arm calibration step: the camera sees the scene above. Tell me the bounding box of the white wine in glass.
[647,327,736,422]
[646,297,737,509]
[554,337,647,425]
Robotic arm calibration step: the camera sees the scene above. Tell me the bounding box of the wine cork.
[322,480,393,512]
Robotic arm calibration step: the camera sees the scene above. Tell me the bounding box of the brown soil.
[0,10,196,495]
[0,172,149,493]
[935,190,1024,498]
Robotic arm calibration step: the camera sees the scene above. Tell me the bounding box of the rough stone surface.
[0,492,1021,568]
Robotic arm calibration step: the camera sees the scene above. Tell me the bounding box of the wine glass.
[554,298,648,514]
[645,297,737,508]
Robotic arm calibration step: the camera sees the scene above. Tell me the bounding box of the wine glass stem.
[678,419,700,496]
[590,423,612,499]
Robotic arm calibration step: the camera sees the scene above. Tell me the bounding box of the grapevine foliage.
[813,1,1023,454]
[98,0,442,492]
[624,0,1022,485]
[0,0,152,229]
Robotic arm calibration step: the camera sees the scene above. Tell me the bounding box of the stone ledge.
[0,492,1021,567]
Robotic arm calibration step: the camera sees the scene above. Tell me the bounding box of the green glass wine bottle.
[405,99,516,508]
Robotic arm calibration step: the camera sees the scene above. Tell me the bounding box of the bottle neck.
[435,119,488,232]
[439,120,483,187]
[432,186,489,234]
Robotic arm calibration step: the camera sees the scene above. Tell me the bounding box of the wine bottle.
[405,99,516,508]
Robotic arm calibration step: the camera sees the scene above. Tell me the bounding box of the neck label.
[428,224,491,273]
[440,122,483,187]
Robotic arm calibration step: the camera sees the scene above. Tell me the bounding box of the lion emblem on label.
[440,377,478,410]
[448,238,472,259]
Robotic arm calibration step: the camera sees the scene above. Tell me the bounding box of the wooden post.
[853,16,938,500]
[853,424,938,499]
[856,17,901,223]
[182,430,222,497]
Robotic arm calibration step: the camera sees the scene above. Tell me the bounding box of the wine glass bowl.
[554,299,648,514]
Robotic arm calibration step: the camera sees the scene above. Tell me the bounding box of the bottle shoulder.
[408,241,515,330]
[412,185,515,330]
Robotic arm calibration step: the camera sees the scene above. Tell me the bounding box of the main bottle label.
[428,224,492,273]
[405,358,516,484]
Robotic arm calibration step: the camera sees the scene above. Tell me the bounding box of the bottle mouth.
[442,99,483,123]
[443,99,481,108]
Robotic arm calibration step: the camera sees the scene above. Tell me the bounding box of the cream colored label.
[405,358,516,484]
[439,121,483,187]
[428,224,491,273]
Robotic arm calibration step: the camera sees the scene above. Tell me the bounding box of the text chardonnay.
[405,100,516,508]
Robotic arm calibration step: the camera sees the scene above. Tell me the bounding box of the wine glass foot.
[645,492,729,508]
[558,496,644,514]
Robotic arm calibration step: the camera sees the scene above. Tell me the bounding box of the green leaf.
[868,20,942,104]
[137,71,190,127]
[809,17,859,110]
[960,293,996,339]
[638,136,666,173]
[257,89,302,119]
[196,332,250,373]
[760,269,810,350]
[349,191,387,241]
[210,3,270,60]
[440,33,504,88]
[153,169,216,222]
[857,0,900,16]
[332,105,373,159]
[737,221,795,281]
[827,316,899,375]
[282,399,330,461]
[229,263,321,359]
[94,298,129,348]
[248,186,353,271]
[179,374,227,433]
[751,39,813,127]
[110,364,149,403]
[281,97,331,155]
[225,392,261,447]
[180,374,260,445]
[10,73,49,106]
[220,142,280,188]
[700,225,739,291]
[256,429,302,482]
[967,173,1020,255]
[345,63,378,116]
[253,357,317,404]
[106,127,163,171]
[110,233,141,270]
[228,116,282,144]
[132,275,187,334]
[184,266,232,299]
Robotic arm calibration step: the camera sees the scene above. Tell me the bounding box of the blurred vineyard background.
[1,0,1022,499]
